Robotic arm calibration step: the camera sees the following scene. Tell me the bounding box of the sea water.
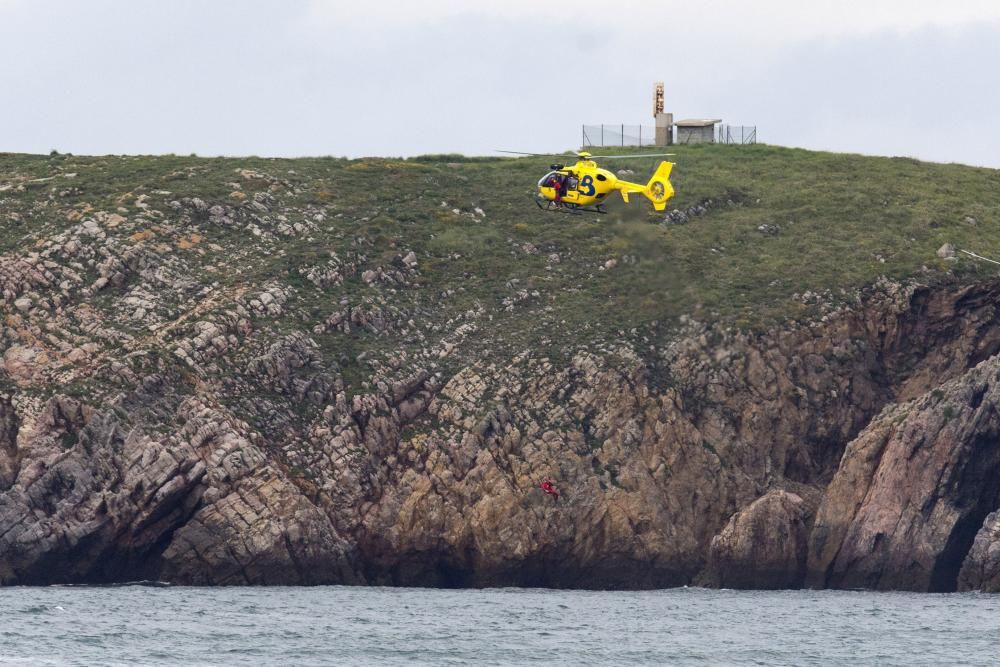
[2,586,998,666]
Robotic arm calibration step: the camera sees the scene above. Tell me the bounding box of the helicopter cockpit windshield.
[538,172,562,188]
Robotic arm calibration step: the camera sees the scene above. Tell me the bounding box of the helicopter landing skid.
[535,197,607,215]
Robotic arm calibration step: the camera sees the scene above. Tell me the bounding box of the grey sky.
[1,0,998,166]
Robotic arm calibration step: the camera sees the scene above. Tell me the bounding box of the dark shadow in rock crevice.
[929,430,1000,592]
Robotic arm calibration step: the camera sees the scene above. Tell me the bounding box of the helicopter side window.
[565,173,579,191]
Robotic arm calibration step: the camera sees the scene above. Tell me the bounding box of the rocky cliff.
[2,149,1000,590]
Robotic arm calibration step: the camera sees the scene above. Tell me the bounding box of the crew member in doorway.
[549,173,564,203]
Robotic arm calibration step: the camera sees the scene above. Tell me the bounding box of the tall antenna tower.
[653,81,672,146]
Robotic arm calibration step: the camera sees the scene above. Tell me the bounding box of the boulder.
[703,490,815,589]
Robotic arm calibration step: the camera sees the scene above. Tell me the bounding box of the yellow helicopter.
[499,150,675,214]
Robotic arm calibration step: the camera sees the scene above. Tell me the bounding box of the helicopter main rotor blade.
[584,153,676,159]
[496,150,676,159]
[495,150,579,157]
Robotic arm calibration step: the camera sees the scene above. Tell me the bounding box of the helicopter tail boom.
[614,178,645,204]
[613,161,675,211]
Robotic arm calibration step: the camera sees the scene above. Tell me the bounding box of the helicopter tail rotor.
[643,161,675,211]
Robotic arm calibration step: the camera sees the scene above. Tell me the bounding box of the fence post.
[639,126,642,146]
[601,125,604,147]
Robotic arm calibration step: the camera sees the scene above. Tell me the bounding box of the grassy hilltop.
[2,144,999,396]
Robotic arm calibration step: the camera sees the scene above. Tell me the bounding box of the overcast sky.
[1,0,998,166]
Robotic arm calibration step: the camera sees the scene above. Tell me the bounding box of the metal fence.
[585,123,757,146]
[582,124,657,148]
[717,125,757,145]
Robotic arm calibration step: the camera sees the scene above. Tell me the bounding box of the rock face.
[0,387,356,585]
[806,355,1000,592]
[1,277,999,589]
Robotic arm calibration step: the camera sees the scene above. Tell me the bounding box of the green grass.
[3,144,999,376]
